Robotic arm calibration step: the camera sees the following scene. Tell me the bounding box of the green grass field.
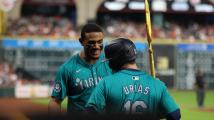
[170,90,214,120]
[33,90,214,120]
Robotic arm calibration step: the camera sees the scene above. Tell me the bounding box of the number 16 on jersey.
[124,100,147,114]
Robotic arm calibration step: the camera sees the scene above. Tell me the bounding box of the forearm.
[166,109,181,120]
[85,106,98,113]
[48,98,62,114]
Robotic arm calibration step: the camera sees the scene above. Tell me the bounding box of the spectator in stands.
[0,61,5,86]
[0,61,18,88]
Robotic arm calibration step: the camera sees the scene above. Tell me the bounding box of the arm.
[160,84,181,120]
[85,79,107,113]
[49,66,68,114]
[48,97,62,114]
[166,109,181,120]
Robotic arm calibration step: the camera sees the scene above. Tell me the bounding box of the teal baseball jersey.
[51,53,112,112]
[86,69,179,116]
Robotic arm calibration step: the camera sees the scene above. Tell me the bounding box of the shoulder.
[58,53,79,72]
[100,74,117,85]
[143,73,166,90]
[102,72,123,83]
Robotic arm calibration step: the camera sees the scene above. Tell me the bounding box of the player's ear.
[79,38,84,46]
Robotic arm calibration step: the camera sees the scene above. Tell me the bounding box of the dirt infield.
[1,98,214,120]
[191,108,214,113]
[0,98,49,120]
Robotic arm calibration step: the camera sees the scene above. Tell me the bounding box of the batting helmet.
[104,38,137,71]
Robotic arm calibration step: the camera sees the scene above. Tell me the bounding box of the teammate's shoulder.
[102,74,114,81]
[143,73,165,85]
[101,73,118,83]
[153,79,165,86]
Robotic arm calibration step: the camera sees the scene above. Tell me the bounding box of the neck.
[80,51,97,64]
[122,63,139,70]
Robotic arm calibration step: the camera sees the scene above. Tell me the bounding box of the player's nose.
[93,43,102,49]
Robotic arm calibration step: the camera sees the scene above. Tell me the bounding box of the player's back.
[103,69,166,114]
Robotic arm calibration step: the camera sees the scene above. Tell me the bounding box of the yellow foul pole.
[145,0,156,78]
[0,10,6,38]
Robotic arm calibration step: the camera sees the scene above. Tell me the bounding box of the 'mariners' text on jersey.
[75,77,102,89]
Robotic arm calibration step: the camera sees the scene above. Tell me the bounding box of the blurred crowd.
[0,61,41,88]
[105,20,214,42]
[6,15,77,39]
[0,61,18,87]
[6,15,214,42]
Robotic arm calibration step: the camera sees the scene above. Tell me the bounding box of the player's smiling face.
[83,32,104,60]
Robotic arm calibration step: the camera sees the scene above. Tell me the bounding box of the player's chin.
[90,54,100,60]
[90,50,101,59]
[90,53,101,59]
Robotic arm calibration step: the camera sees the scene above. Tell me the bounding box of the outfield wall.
[15,84,50,98]
[0,38,214,90]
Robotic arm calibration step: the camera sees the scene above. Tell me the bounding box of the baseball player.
[49,23,112,113]
[86,38,181,120]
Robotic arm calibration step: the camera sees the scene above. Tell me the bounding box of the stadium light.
[104,1,126,11]
[194,4,214,12]
[171,1,189,11]
[189,0,201,6]
[128,1,145,10]
[152,0,167,12]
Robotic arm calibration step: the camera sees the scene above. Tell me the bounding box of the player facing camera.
[79,23,104,60]
[104,38,137,71]
[49,23,112,114]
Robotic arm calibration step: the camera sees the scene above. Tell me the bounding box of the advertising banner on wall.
[15,84,50,98]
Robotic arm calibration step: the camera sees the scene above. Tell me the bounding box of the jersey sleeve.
[86,79,107,113]
[51,66,70,101]
[160,84,179,115]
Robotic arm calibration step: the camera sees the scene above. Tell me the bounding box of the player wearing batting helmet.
[49,23,112,113]
[86,38,181,120]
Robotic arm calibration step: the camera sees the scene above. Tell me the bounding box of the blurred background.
[0,0,214,120]
[0,0,214,119]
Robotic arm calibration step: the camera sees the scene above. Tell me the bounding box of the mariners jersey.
[51,53,112,112]
[86,69,179,116]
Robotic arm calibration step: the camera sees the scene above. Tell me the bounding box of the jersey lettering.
[75,77,103,89]
[123,84,150,95]
[129,85,134,93]
[88,78,94,87]
[144,87,150,95]
[124,87,129,94]
[138,85,143,93]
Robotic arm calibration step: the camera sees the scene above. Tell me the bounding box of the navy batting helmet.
[104,38,137,71]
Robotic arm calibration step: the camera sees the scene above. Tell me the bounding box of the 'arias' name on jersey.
[123,84,150,95]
